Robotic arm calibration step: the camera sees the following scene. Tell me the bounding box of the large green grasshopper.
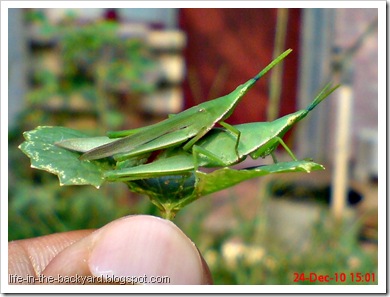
[19,123,328,220]
[20,125,326,219]
[102,83,338,182]
[77,49,292,161]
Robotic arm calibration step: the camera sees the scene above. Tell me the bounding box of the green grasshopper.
[77,49,292,161]
[103,83,339,182]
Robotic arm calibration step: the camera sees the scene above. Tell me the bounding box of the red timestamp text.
[293,272,376,283]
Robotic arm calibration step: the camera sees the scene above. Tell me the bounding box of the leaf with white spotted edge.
[19,126,113,188]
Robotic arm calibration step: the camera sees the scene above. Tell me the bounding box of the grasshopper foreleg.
[182,126,208,151]
[275,136,298,161]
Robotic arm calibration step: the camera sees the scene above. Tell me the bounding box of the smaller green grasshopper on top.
[97,83,339,182]
[75,49,292,161]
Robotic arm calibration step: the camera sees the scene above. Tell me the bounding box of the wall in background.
[179,8,301,126]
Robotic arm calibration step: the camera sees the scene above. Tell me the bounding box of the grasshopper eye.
[288,117,295,125]
[288,114,301,125]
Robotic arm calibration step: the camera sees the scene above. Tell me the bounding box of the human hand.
[8,215,212,285]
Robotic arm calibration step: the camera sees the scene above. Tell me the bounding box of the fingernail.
[89,215,204,285]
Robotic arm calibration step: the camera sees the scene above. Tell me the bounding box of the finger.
[42,215,213,285]
[8,230,94,283]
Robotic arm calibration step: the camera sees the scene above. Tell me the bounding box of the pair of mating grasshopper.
[57,49,337,182]
[53,49,338,218]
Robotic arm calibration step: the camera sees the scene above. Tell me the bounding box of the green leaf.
[19,126,113,188]
[126,174,196,217]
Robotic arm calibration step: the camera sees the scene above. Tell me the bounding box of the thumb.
[42,215,212,285]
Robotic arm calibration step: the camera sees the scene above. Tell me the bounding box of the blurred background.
[8,8,378,285]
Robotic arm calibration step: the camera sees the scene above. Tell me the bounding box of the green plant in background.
[25,12,157,132]
[9,11,159,241]
[19,51,338,220]
[59,21,157,94]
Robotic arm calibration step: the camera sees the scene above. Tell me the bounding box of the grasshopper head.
[273,83,339,137]
[272,109,308,137]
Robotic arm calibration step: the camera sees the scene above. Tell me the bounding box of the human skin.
[8,215,212,285]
